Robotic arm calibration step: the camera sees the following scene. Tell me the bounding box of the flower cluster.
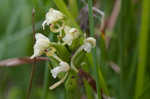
[30,8,96,90]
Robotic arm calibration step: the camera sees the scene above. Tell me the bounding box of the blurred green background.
[0,0,150,99]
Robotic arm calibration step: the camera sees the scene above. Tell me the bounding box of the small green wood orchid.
[31,8,96,90]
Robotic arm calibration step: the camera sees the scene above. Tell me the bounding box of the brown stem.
[0,57,49,67]
[78,69,97,93]
[32,8,36,42]
[99,0,121,49]
[26,8,36,99]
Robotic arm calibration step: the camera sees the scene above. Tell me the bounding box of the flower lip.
[51,61,70,78]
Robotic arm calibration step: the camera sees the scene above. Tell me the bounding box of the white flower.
[62,26,80,46]
[30,33,50,59]
[69,28,80,38]
[82,37,96,53]
[51,61,70,78]
[62,33,73,46]
[82,43,92,53]
[42,8,64,30]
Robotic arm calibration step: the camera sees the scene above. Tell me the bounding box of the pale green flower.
[62,26,80,46]
[51,61,70,78]
[42,8,64,30]
[30,33,50,59]
[82,37,96,53]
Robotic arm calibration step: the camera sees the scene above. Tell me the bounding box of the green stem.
[88,0,101,98]
[84,80,93,99]
[42,61,50,99]
[42,33,53,99]
[92,48,101,99]
[134,0,150,98]
[88,0,94,37]
[71,46,83,73]
[98,69,109,96]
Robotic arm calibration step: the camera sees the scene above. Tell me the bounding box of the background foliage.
[0,0,150,99]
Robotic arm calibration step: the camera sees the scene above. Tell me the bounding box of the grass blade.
[134,0,150,98]
[68,0,78,18]
[88,0,101,98]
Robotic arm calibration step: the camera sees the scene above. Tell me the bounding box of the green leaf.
[65,71,81,99]
[134,0,150,98]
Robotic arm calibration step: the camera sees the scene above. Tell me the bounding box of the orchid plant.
[30,8,96,90]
